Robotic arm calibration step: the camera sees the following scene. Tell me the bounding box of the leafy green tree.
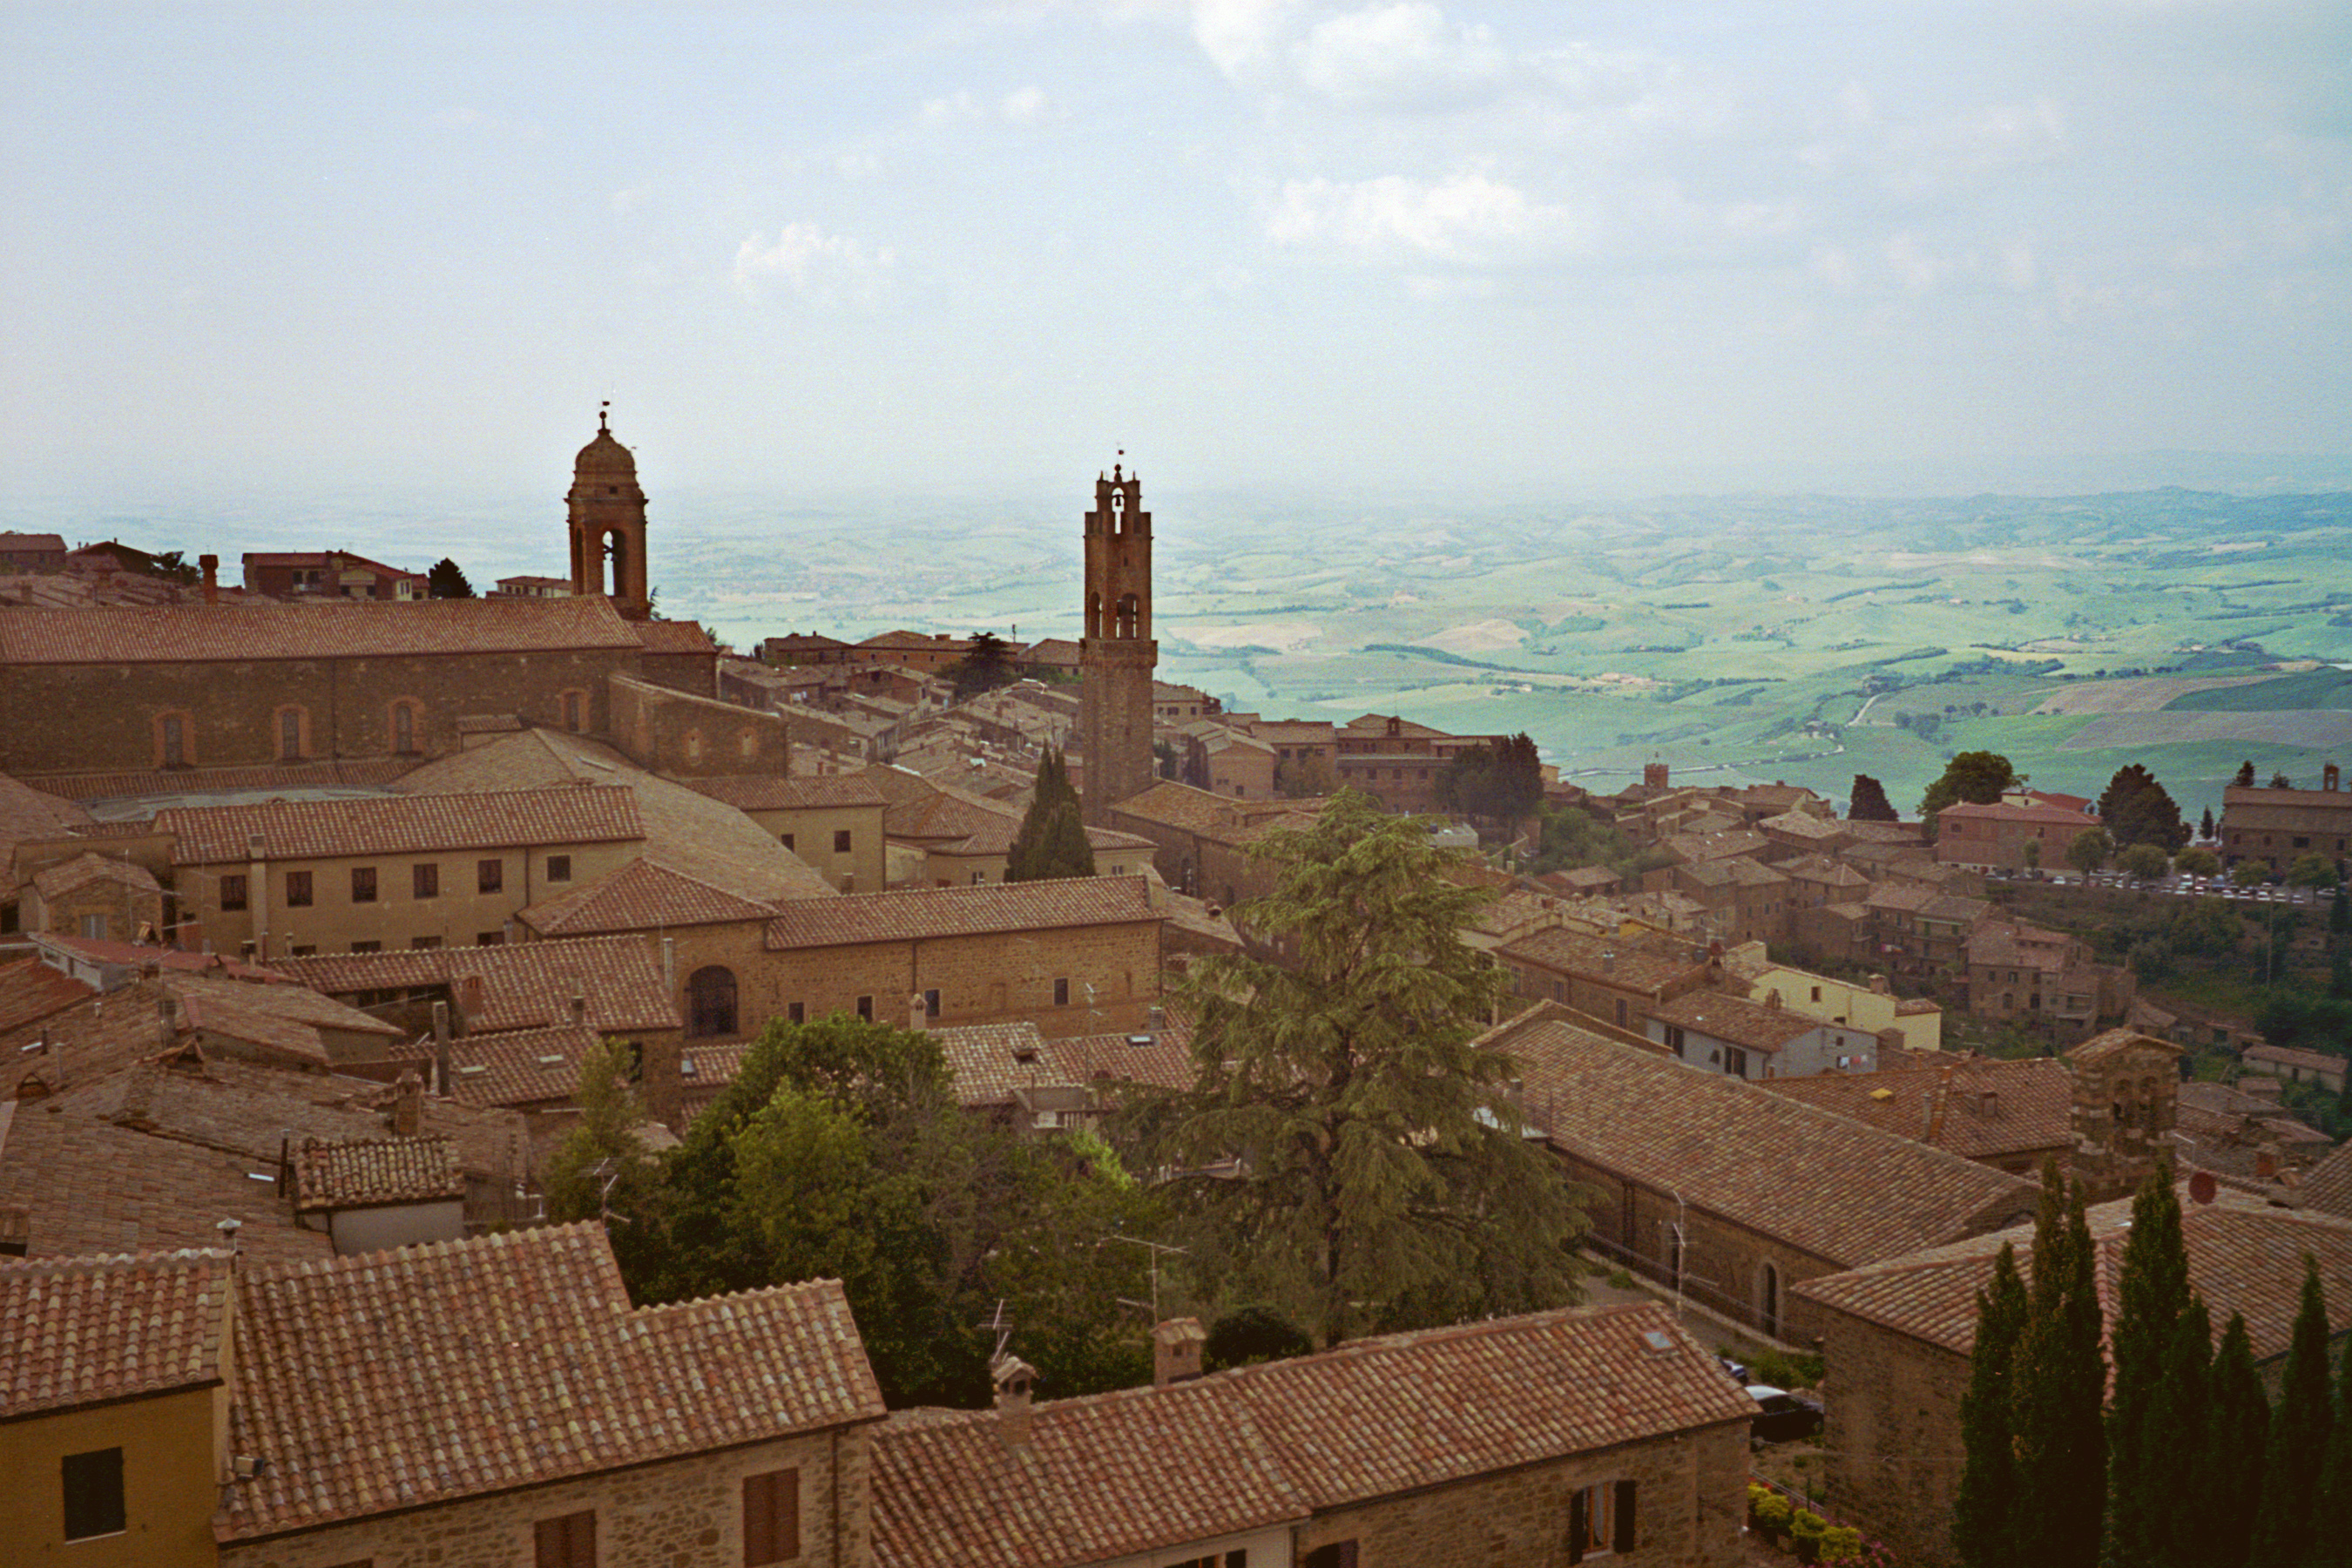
[1276,749,1336,798]
[2067,826,2113,875]
[2189,1312,2272,1568]
[1848,774,1900,822]
[2099,764,2191,851]
[1436,733,1543,828]
[1007,747,1095,882]
[2024,837,2043,874]
[542,1037,657,1226]
[2272,771,2296,788]
[1133,790,1587,1347]
[2010,1165,2105,1568]
[2287,851,2341,889]
[1528,801,1630,875]
[1920,751,2020,839]
[2105,1166,2190,1565]
[2145,1294,2214,1568]
[2233,858,2274,888]
[2119,842,2169,882]
[1954,1241,2030,1568]
[2334,887,2350,936]
[949,630,1018,700]
[2249,1255,2334,1564]
[2176,846,2220,878]
[426,557,475,598]
[1203,1305,1313,1371]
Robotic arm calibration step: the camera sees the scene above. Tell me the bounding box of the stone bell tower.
[567,404,651,621]
[1080,459,1157,825]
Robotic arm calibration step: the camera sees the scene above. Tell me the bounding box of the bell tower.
[567,404,651,621]
[1080,458,1157,824]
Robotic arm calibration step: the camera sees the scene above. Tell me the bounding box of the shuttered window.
[744,1468,800,1565]
[535,1509,595,1567]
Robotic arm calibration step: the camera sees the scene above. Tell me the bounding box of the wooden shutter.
[536,1511,594,1568]
[1567,1488,1587,1565]
[745,1468,801,1565]
[1613,1479,1638,1554]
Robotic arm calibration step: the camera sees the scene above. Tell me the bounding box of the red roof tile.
[765,875,1159,950]
[278,936,681,1035]
[159,785,644,864]
[0,1247,234,1417]
[0,595,641,665]
[633,618,717,654]
[290,1136,463,1210]
[688,774,889,811]
[521,858,778,936]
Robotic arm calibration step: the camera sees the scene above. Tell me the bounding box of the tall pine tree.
[2010,1164,2106,1568]
[2193,1313,2271,1568]
[1954,1241,2030,1568]
[2306,1329,2352,1565]
[2249,1254,2334,1564]
[2145,1294,2213,1568]
[1007,747,1094,882]
[2105,1165,2190,1565]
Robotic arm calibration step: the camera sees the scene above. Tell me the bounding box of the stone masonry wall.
[1810,1312,1969,1568]
[1293,1422,1749,1568]
[610,675,792,780]
[219,1424,872,1568]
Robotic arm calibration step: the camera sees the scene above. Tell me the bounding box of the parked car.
[1747,1385,1825,1446]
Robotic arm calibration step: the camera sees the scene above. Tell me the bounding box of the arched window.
[686,966,738,1038]
[737,727,758,760]
[274,705,308,761]
[154,711,194,768]
[389,700,422,755]
[1116,593,1139,639]
[684,728,704,763]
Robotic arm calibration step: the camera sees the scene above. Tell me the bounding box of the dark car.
[1747,1385,1825,1445]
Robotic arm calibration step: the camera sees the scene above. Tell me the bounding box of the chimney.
[391,1068,423,1137]
[1601,951,1616,977]
[569,988,587,1027]
[2328,763,2342,793]
[2257,1149,2280,1179]
[199,554,219,605]
[661,936,675,996]
[909,992,929,1033]
[1764,989,1782,1010]
[458,974,487,1023]
[1978,1088,2000,1118]
[1869,973,1890,996]
[991,1355,1038,1450]
[431,1001,452,1097]
[1151,1317,1206,1389]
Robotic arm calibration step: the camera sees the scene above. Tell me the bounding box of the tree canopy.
[2066,826,2112,875]
[1435,733,1544,827]
[1129,790,1587,1347]
[1848,774,1900,822]
[1007,746,1095,882]
[426,557,475,598]
[950,630,1018,700]
[1919,751,2019,836]
[2099,763,2191,851]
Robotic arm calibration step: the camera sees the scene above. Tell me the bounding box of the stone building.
[240,550,425,601]
[1646,987,1882,1079]
[1496,927,1715,1035]
[1079,463,1157,825]
[1756,1056,2077,1179]
[2220,765,2352,867]
[2062,1027,2183,1200]
[17,850,165,942]
[873,1301,1756,1568]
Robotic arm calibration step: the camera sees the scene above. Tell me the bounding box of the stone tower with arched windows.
[567,406,651,621]
[1080,461,1156,825]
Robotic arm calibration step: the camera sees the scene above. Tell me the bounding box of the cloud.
[1264,171,1580,265]
[1001,85,1053,123]
[733,223,896,305]
[1295,2,1511,111]
[920,91,987,125]
[919,84,1057,127]
[1191,0,1301,85]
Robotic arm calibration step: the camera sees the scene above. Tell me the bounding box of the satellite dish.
[2188,1170,2218,1206]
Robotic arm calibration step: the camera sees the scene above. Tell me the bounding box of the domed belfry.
[567,405,651,621]
[1080,459,1157,825]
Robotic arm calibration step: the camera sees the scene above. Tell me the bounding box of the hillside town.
[5,418,2352,1568]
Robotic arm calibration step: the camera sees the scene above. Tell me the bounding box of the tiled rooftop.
[291,1136,464,1210]
[443,1024,610,1108]
[935,1017,1195,1106]
[279,935,682,1035]
[522,857,779,936]
[687,774,889,812]
[765,875,1159,950]
[30,849,160,900]
[159,785,644,864]
[0,1247,234,1418]
[0,956,93,1035]
[1651,990,1821,1051]
[1497,927,1709,994]
[0,594,642,665]
[633,618,716,654]
[872,1301,1752,1568]
[1755,1057,2075,1161]
[217,1224,885,1539]
[1484,1012,2038,1267]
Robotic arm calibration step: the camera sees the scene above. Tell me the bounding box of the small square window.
[351,866,377,903]
[546,855,572,882]
[286,870,313,908]
[787,1002,805,1024]
[414,862,439,899]
[477,858,503,894]
[855,995,874,1021]
[781,832,796,851]
[350,940,381,954]
[410,936,443,950]
[62,1447,125,1541]
[834,828,853,854]
[534,1509,596,1568]
[1054,977,1070,1007]
[924,989,941,1019]
[476,930,504,947]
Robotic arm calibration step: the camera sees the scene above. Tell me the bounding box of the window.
[292,944,316,956]
[78,912,107,940]
[562,691,585,733]
[924,988,941,1019]
[350,941,381,954]
[476,930,505,946]
[1613,998,1628,1028]
[220,873,248,912]
[546,855,572,883]
[278,706,305,760]
[535,1509,596,1568]
[781,832,796,851]
[1567,1480,1637,1562]
[286,870,314,908]
[411,936,443,950]
[834,828,853,854]
[1302,1546,1359,1568]
[478,858,503,894]
[787,1002,805,1024]
[62,1447,125,1541]
[687,966,739,1038]
[351,867,377,903]
[159,712,188,767]
[855,995,874,1022]
[414,862,439,899]
[743,1468,801,1565]
[392,700,418,754]
[1054,977,1071,1007]
[1725,1047,1748,1078]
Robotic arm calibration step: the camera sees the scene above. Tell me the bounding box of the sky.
[3,1,2349,511]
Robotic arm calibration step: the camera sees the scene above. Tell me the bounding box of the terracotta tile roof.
[872,1301,1749,1568]
[278,936,682,1035]
[1484,1013,2038,1267]
[0,1102,330,1267]
[443,1025,610,1108]
[1497,928,1709,995]
[0,977,193,1098]
[28,756,419,805]
[521,858,778,936]
[1755,1057,2075,1161]
[0,594,640,666]
[291,1136,463,1210]
[633,618,716,654]
[1662,828,1770,863]
[30,934,288,985]
[1105,781,1318,842]
[0,1247,234,1418]
[687,774,889,811]
[2067,1027,2183,1066]
[217,1224,885,1540]
[158,785,644,864]
[0,768,94,858]
[766,875,1159,950]
[2246,1044,2346,1076]
[170,973,404,1065]
[2299,1140,2352,1221]
[1939,798,2099,828]
[30,850,161,900]
[0,956,93,1035]
[1795,1190,2352,1362]
[1651,990,1821,1052]
[935,1017,1195,1106]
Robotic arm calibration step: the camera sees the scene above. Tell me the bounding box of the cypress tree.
[2250,1254,2334,1564]
[1008,747,1091,881]
[2105,1166,2189,1565]
[2011,1166,2106,1568]
[2193,1313,2270,1568]
[1954,1241,2030,1568]
[2307,1330,2352,1566]
[2145,1294,2213,1568]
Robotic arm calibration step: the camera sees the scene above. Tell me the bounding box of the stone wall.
[745,920,1163,1041]
[610,675,791,780]
[1809,1311,1969,1568]
[219,1424,873,1568]
[1294,1421,1749,1568]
